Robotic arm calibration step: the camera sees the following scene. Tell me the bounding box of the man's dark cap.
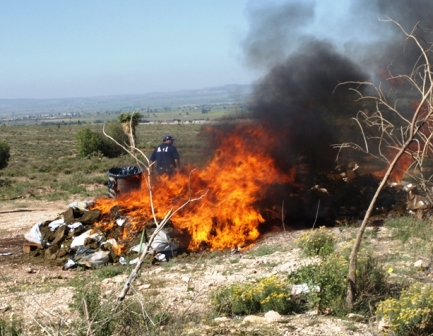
[163,134,175,141]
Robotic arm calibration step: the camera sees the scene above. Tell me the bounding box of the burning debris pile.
[93,125,291,252]
[20,126,288,267]
[21,138,422,270]
[24,201,180,268]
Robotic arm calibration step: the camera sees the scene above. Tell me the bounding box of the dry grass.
[0,123,207,201]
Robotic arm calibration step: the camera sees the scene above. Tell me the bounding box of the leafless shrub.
[334,19,433,308]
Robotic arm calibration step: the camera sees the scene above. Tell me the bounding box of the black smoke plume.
[242,0,433,175]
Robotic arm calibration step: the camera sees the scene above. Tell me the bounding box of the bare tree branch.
[101,112,209,306]
[336,19,433,309]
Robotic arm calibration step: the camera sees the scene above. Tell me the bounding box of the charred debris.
[21,162,427,270]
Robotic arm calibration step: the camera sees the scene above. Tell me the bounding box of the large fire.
[92,124,291,253]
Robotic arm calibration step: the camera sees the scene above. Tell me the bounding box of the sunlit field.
[0,122,210,201]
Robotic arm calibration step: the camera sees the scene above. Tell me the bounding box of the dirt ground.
[0,200,77,331]
[0,199,380,335]
[0,200,76,299]
[0,200,69,264]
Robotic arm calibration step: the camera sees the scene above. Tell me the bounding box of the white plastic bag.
[101,238,118,250]
[116,217,127,226]
[130,242,150,254]
[24,222,43,244]
[48,220,82,232]
[63,258,76,270]
[67,222,84,232]
[130,229,179,253]
[78,250,110,267]
[48,218,66,231]
[71,230,103,249]
[291,283,320,295]
[119,256,138,265]
[152,230,179,252]
[68,200,94,211]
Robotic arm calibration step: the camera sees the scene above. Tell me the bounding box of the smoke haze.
[241,0,433,174]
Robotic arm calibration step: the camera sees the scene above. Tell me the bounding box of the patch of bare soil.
[0,201,73,297]
[0,200,66,232]
[0,200,78,331]
[0,200,67,266]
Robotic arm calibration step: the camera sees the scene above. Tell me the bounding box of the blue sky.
[0,0,357,99]
[1,1,258,99]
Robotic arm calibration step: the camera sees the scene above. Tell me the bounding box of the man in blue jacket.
[150,134,180,175]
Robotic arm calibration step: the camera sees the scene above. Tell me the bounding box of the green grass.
[94,264,125,280]
[0,123,211,200]
[246,244,283,257]
[295,227,336,257]
[385,217,433,260]
[0,317,23,335]
[63,272,207,336]
[386,217,430,244]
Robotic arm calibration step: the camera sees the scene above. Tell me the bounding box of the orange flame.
[92,124,291,252]
[389,154,412,182]
[373,99,432,182]
[373,150,413,182]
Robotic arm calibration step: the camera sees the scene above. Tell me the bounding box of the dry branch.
[117,208,172,301]
[336,19,433,308]
[103,112,208,303]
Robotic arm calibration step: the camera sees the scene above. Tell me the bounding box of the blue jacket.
[150,142,179,173]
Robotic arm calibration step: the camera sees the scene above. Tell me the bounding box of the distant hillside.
[0,84,252,116]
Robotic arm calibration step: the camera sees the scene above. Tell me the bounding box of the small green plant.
[95,264,124,279]
[0,317,22,336]
[70,282,116,336]
[0,140,10,170]
[386,217,433,261]
[288,254,347,315]
[295,226,336,257]
[76,124,126,159]
[68,277,206,335]
[386,217,430,244]
[118,112,142,145]
[211,275,305,315]
[288,250,390,316]
[76,127,104,158]
[247,244,281,257]
[102,121,129,157]
[376,283,433,335]
[119,112,142,125]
